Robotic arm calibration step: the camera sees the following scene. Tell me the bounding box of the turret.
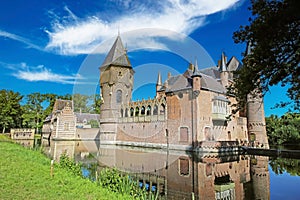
[191,59,201,92]
[219,52,229,87]
[245,42,269,148]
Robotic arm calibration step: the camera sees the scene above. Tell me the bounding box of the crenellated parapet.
[119,96,167,122]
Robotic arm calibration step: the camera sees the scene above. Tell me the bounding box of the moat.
[38,139,300,200]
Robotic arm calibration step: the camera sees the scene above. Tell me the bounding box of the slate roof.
[162,68,226,94]
[200,67,220,79]
[166,74,192,92]
[75,113,100,123]
[100,36,131,68]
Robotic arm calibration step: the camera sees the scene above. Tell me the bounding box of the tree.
[73,93,90,113]
[90,94,102,114]
[232,0,300,110]
[266,113,300,145]
[22,93,46,133]
[0,90,23,133]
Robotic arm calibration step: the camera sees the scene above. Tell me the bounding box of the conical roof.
[101,36,131,68]
[220,52,227,72]
[192,59,201,77]
[157,72,162,86]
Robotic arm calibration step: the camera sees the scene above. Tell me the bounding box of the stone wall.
[10,128,35,140]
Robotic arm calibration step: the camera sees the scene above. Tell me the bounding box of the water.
[42,140,300,200]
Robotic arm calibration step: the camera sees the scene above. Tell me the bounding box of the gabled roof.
[163,69,226,94]
[53,99,73,112]
[100,36,131,68]
[227,56,242,71]
[200,67,220,79]
[166,74,192,92]
[75,113,100,123]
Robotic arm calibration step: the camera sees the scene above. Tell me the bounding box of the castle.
[43,35,269,152]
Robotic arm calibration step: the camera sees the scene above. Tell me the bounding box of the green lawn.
[0,135,132,200]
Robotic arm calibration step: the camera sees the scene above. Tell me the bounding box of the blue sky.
[0,0,290,116]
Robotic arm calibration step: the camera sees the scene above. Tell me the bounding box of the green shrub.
[59,153,82,177]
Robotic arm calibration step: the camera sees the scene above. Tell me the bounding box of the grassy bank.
[0,135,132,200]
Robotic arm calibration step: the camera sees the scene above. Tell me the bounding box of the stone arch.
[146,105,151,116]
[141,106,145,115]
[116,89,122,104]
[160,103,165,115]
[135,107,139,116]
[130,107,134,117]
[125,108,129,117]
[153,104,158,115]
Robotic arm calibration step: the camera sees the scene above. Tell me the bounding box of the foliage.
[91,94,102,114]
[231,0,300,111]
[73,93,90,113]
[22,93,46,133]
[88,119,100,128]
[21,93,73,132]
[0,140,132,200]
[59,153,83,177]
[98,168,159,199]
[266,112,300,145]
[269,157,300,176]
[0,89,101,133]
[0,90,23,133]
[73,93,102,114]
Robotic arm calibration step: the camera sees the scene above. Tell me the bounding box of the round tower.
[250,156,270,200]
[99,35,134,135]
[245,42,269,149]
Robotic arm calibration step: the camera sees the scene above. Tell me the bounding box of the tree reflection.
[269,157,300,176]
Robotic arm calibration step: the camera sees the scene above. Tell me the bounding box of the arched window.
[160,103,165,115]
[130,107,134,117]
[120,108,124,117]
[204,126,214,141]
[153,105,158,115]
[146,105,151,115]
[116,90,122,104]
[141,106,145,115]
[135,107,139,116]
[125,108,128,117]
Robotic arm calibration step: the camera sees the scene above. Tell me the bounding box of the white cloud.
[3,62,83,84]
[46,0,240,55]
[0,30,43,51]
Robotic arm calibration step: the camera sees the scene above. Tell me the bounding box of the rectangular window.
[178,157,189,176]
[180,127,188,142]
[64,123,69,131]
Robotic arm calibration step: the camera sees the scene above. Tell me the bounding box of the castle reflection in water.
[42,139,270,200]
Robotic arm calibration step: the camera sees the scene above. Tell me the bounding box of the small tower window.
[153,105,158,115]
[116,90,122,104]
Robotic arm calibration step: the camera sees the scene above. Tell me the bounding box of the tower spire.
[157,72,162,86]
[100,35,131,68]
[220,52,227,72]
[192,58,201,77]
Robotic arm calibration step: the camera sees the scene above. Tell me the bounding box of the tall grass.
[0,136,132,200]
